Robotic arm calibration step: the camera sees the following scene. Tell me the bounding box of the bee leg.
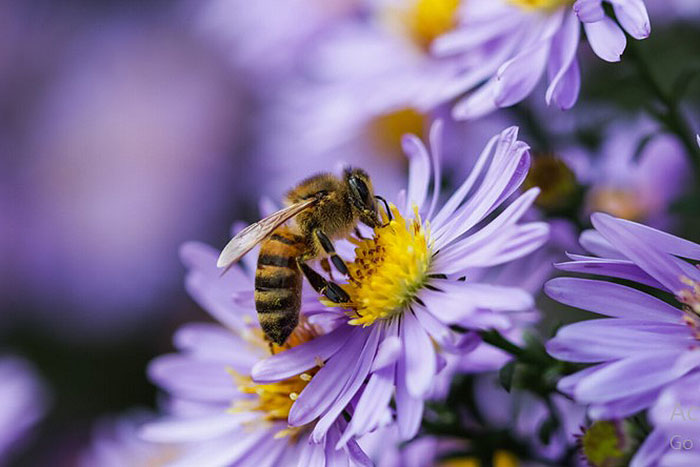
[297,260,349,303]
[314,229,349,277]
[320,257,335,281]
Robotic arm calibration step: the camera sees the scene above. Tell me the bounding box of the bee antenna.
[375,195,392,223]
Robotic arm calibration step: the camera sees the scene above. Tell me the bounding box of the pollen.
[679,275,700,316]
[329,204,432,326]
[228,322,320,438]
[508,0,572,11]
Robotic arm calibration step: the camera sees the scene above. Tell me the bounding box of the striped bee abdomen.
[255,227,306,346]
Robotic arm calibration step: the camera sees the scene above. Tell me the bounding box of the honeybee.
[217,169,390,346]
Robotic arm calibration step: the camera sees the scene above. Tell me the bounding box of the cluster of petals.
[546,213,700,420]
[433,0,651,119]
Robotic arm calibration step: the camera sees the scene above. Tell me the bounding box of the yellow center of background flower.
[229,322,320,438]
[586,188,646,222]
[522,154,578,212]
[329,205,432,326]
[406,0,461,49]
[508,0,572,11]
[368,107,426,164]
[440,450,520,467]
[381,0,461,51]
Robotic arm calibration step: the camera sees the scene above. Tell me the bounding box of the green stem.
[479,329,529,360]
[626,41,700,179]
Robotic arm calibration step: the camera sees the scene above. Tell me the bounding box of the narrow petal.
[547,319,691,362]
[546,11,581,109]
[574,351,700,402]
[402,134,431,212]
[403,311,436,398]
[574,0,605,22]
[584,17,626,62]
[495,41,550,107]
[147,355,237,402]
[252,324,353,383]
[611,0,650,39]
[591,213,696,291]
[395,351,424,440]
[544,277,683,322]
[555,256,665,289]
[337,363,396,447]
[311,326,381,441]
[139,414,250,442]
[288,328,368,426]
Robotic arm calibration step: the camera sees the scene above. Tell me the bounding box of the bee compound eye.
[350,177,371,205]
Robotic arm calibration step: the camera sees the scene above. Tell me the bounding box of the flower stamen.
[228,322,320,438]
[326,204,432,326]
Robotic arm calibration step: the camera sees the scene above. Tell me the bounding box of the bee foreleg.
[297,260,349,303]
[314,229,349,276]
[320,257,334,281]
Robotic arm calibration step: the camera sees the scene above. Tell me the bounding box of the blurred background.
[0,0,698,465]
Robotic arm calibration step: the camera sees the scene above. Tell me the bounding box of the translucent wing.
[216,199,316,272]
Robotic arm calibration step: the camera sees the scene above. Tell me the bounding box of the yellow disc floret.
[406,0,462,50]
[508,0,572,11]
[330,204,432,327]
[380,0,461,51]
[228,321,320,439]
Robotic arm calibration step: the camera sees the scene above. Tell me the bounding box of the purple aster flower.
[0,356,49,462]
[561,118,691,229]
[546,213,700,420]
[141,242,371,466]
[252,122,549,445]
[433,0,651,119]
[80,411,181,467]
[631,371,700,467]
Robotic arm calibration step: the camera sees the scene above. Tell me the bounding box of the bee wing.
[216,198,316,272]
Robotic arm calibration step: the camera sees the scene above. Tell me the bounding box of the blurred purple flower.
[4,17,243,338]
[0,356,49,463]
[79,411,179,467]
[435,0,651,119]
[141,243,371,466]
[562,119,691,229]
[546,213,700,419]
[194,0,356,81]
[252,123,548,445]
[631,371,700,467]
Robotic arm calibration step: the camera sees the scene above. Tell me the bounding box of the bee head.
[345,168,380,228]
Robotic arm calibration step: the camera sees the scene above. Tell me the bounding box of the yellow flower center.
[586,188,647,222]
[368,107,426,164]
[522,154,578,212]
[440,451,519,467]
[228,322,320,439]
[508,0,572,11]
[381,0,461,51]
[580,421,628,467]
[406,0,462,49]
[328,205,432,326]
